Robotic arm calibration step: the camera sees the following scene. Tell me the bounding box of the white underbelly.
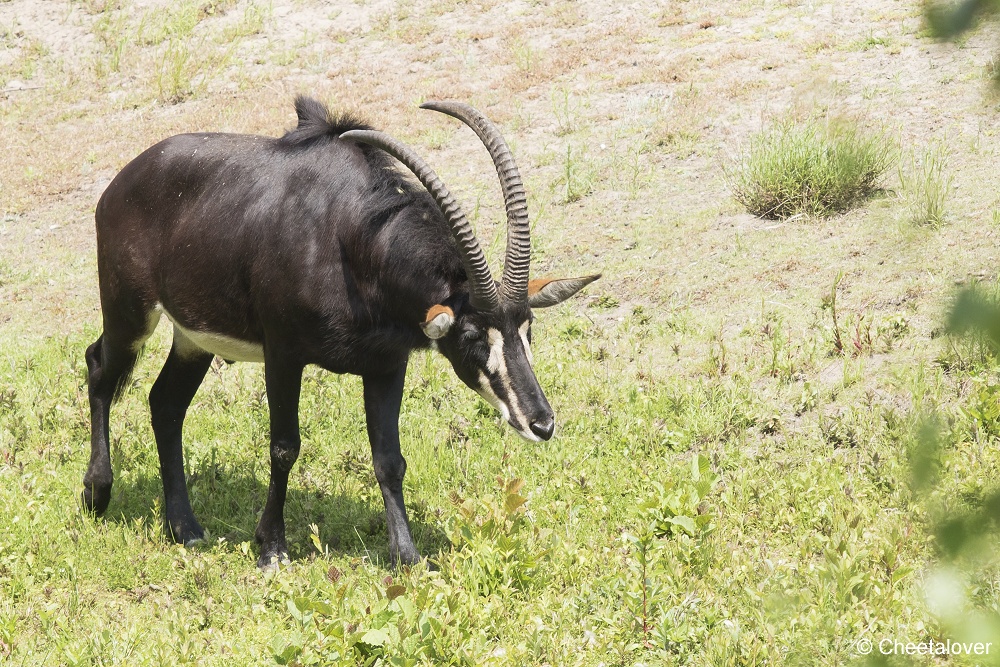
[162,307,265,362]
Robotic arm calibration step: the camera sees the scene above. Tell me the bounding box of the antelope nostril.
[529,417,555,441]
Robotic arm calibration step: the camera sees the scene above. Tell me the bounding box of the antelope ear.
[527,274,602,308]
[421,304,455,339]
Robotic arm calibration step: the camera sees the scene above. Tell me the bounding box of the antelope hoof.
[81,484,112,516]
[257,546,291,571]
[167,517,205,546]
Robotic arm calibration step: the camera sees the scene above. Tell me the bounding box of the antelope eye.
[460,326,483,343]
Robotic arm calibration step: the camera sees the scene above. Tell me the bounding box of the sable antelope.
[82,96,599,568]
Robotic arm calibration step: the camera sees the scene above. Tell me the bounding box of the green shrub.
[727,118,896,219]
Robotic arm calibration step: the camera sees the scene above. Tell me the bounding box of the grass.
[556,143,596,204]
[5,0,1000,664]
[0,324,958,664]
[899,143,954,227]
[727,118,897,220]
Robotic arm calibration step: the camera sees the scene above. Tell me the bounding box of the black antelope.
[82,97,599,568]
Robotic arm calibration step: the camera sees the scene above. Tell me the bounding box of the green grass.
[727,118,897,220]
[1,304,996,664]
[899,143,954,228]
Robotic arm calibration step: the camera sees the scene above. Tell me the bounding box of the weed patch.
[439,478,552,596]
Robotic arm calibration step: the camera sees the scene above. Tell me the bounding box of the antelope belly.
[163,309,264,362]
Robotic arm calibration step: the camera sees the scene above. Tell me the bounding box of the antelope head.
[342,102,599,441]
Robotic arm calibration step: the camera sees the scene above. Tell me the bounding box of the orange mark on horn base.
[527,279,554,297]
[425,304,454,321]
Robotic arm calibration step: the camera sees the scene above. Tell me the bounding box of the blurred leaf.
[909,418,943,493]
[504,492,527,517]
[666,515,697,535]
[506,478,525,495]
[935,514,974,559]
[692,453,711,481]
[271,633,303,665]
[947,287,1000,352]
[359,628,390,647]
[926,0,997,39]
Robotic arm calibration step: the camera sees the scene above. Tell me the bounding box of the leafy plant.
[276,575,478,665]
[440,477,551,595]
[555,143,595,204]
[824,272,909,357]
[727,117,896,219]
[823,271,847,355]
[640,454,720,539]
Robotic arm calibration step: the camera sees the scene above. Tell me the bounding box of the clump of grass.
[92,8,135,76]
[727,118,896,220]
[556,143,595,204]
[898,143,953,227]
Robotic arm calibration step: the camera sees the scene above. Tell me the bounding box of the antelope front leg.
[255,357,304,570]
[363,365,420,567]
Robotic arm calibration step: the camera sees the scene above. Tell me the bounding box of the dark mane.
[280,95,431,223]
[279,95,372,147]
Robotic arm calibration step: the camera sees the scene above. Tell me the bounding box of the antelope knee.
[270,440,300,472]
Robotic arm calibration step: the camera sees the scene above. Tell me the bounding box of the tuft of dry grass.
[726,118,897,220]
[898,143,953,227]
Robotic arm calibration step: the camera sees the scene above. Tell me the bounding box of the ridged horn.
[420,101,530,303]
[340,129,500,312]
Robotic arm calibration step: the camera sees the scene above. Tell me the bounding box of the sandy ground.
[0,0,998,384]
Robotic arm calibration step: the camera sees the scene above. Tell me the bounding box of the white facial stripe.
[476,371,540,441]
[476,371,510,420]
[486,328,504,374]
[479,329,534,437]
[504,375,530,435]
[518,320,532,365]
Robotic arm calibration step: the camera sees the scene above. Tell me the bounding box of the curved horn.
[420,101,530,303]
[340,129,500,312]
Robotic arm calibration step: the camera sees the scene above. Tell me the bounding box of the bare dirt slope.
[1,0,997,369]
